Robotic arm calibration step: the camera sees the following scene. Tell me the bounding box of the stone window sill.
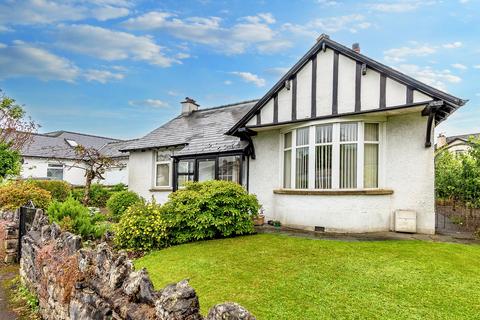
[273,189,394,196]
[149,187,173,192]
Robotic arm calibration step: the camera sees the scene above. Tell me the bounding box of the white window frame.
[154,152,172,188]
[281,119,384,190]
[47,163,64,180]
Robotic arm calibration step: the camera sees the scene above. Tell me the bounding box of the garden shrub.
[29,180,71,202]
[71,184,112,207]
[114,201,168,251]
[110,183,127,192]
[46,198,108,239]
[106,190,142,221]
[0,181,52,210]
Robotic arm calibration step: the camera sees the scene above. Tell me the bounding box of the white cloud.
[368,1,436,13]
[56,24,177,67]
[0,41,79,81]
[230,72,266,87]
[317,0,339,6]
[451,63,467,70]
[384,44,436,62]
[122,11,290,55]
[395,64,461,91]
[282,14,371,37]
[0,0,129,27]
[129,99,169,108]
[443,41,462,49]
[474,65,480,69]
[84,69,124,83]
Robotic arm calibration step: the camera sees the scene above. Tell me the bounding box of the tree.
[0,90,37,179]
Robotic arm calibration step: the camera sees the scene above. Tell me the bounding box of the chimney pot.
[437,133,447,148]
[352,43,360,53]
[181,97,199,115]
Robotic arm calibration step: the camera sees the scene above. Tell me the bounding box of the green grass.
[135,234,480,319]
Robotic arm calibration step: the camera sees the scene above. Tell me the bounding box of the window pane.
[340,123,358,141]
[296,127,309,146]
[340,144,357,188]
[178,174,194,187]
[156,163,170,186]
[295,147,309,189]
[315,145,332,189]
[364,144,378,188]
[284,150,291,188]
[316,124,333,143]
[365,123,379,141]
[284,132,292,149]
[47,165,63,180]
[218,156,241,182]
[198,159,215,182]
[178,160,194,174]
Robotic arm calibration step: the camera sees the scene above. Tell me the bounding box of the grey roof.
[121,100,258,155]
[447,133,480,144]
[21,130,125,160]
[99,139,136,158]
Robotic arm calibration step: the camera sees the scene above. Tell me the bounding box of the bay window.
[283,121,380,190]
[177,159,195,187]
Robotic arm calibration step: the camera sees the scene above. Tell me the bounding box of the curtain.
[315,124,332,189]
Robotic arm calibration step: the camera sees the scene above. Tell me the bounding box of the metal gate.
[17,202,36,261]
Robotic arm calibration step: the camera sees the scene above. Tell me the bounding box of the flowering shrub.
[29,180,71,202]
[114,201,168,251]
[0,181,52,210]
[106,190,142,221]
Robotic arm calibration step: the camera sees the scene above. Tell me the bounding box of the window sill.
[273,189,394,196]
[149,187,173,192]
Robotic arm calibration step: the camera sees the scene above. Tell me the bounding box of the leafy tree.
[0,142,21,179]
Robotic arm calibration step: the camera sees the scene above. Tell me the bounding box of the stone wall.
[19,209,256,320]
[0,210,20,263]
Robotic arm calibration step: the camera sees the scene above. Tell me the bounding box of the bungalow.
[20,130,130,186]
[122,35,467,234]
[436,132,479,155]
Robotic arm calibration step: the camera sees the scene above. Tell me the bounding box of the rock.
[155,280,202,320]
[50,223,61,239]
[206,303,256,320]
[69,288,113,320]
[78,248,93,273]
[122,269,156,305]
[108,253,132,290]
[41,224,52,243]
[55,232,82,255]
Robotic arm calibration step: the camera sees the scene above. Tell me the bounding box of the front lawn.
[135,234,480,319]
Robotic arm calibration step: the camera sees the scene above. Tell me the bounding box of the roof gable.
[228,35,467,135]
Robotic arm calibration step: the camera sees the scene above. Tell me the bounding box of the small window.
[295,127,309,189]
[364,123,379,188]
[65,139,78,147]
[218,156,241,182]
[283,132,292,188]
[198,159,215,182]
[47,164,64,180]
[155,151,171,187]
[177,159,195,187]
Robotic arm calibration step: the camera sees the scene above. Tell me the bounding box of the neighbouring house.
[20,130,130,186]
[122,35,467,234]
[436,132,479,155]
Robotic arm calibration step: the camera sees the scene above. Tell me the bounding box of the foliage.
[106,190,142,221]
[0,181,52,210]
[114,201,169,251]
[115,181,259,251]
[46,197,108,239]
[136,234,480,319]
[0,142,21,179]
[72,184,112,208]
[110,183,127,192]
[29,180,71,202]
[13,277,39,313]
[435,136,480,208]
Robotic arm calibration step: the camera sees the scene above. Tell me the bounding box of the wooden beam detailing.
[355,61,362,112]
[379,74,386,109]
[422,100,444,148]
[273,93,279,123]
[256,112,261,125]
[273,189,394,196]
[332,51,339,115]
[311,55,317,118]
[406,86,414,104]
[292,76,297,120]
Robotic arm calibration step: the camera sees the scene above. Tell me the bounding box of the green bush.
[114,201,168,251]
[115,180,259,251]
[29,180,71,201]
[0,181,52,210]
[46,197,108,239]
[107,190,142,221]
[71,184,112,207]
[110,183,127,192]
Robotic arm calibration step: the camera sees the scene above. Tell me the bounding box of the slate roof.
[121,100,258,156]
[20,130,126,160]
[447,133,480,144]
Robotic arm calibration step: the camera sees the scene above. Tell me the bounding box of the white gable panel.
[316,49,334,117]
[278,86,292,122]
[296,60,312,120]
[337,54,356,114]
[413,90,432,103]
[261,98,274,124]
[361,68,380,110]
[386,78,406,107]
[246,116,257,127]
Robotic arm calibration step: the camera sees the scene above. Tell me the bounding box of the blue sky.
[0,0,478,140]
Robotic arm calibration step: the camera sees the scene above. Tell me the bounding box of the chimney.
[181,97,199,115]
[352,43,360,53]
[437,133,447,148]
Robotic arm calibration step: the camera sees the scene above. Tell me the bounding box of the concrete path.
[0,266,17,320]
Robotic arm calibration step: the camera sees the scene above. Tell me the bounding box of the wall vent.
[314,226,325,232]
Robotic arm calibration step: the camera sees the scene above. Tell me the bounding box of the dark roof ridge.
[193,99,259,113]
[45,130,122,141]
